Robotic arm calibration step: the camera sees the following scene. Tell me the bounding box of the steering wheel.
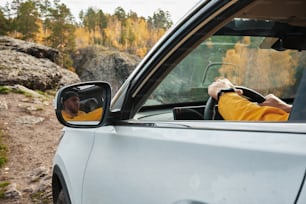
[204,86,266,120]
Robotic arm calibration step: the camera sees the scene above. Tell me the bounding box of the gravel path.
[0,92,63,203]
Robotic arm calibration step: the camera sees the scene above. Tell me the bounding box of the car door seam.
[294,168,306,204]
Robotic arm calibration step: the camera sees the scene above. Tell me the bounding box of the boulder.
[58,67,81,87]
[0,37,80,91]
[0,36,59,63]
[4,183,22,199]
[73,46,140,92]
[0,50,61,90]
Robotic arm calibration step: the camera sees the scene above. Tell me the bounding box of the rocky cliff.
[0,37,141,93]
[0,36,80,91]
[73,46,141,93]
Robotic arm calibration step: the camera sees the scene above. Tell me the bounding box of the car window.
[144,35,305,106]
[140,19,306,121]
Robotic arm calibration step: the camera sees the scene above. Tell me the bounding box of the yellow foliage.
[136,47,148,57]
[75,28,91,48]
[35,20,45,44]
[219,37,298,95]
[24,11,168,58]
[67,66,76,72]
[219,41,248,85]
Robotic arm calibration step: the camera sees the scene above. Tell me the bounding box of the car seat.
[80,98,99,113]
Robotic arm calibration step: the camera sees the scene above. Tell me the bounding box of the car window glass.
[144,35,306,107]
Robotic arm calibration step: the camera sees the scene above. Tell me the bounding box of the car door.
[82,0,306,203]
[82,121,306,204]
[82,71,306,203]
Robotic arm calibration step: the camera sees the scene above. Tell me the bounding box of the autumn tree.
[38,0,52,39]
[103,14,122,48]
[82,8,96,35]
[127,10,138,20]
[2,0,174,59]
[96,9,107,44]
[148,9,172,30]
[114,7,127,45]
[0,8,9,35]
[114,7,126,22]
[1,2,15,35]
[14,0,40,40]
[219,36,298,96]
[45,1,76,68]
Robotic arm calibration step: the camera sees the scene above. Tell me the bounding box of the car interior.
[60,85,104,114]
[136,0,306,121]
[80,98,99,113]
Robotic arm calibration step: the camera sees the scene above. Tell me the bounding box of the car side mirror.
[54,81,111,128]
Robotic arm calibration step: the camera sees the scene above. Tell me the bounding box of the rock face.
[0,36,80,90]
[0,36,141,92]
[0,50,62,90]
[73,46,141,93]
[0,36,59,63]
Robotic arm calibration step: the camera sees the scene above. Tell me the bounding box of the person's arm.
[62,110,86,121]
[70,108,103,121]
[259,94,292,113]
[208,78,289,121]
[218,93,289,121]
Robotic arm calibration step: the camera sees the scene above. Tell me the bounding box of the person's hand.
[260,94,292,113]
[208,78,242,100]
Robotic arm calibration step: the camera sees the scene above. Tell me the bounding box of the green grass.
[11,89,27,95]
[0,86,26,95]
[0,131,9,200]
[0,182,10,188]
[0,85,51,98]
[35,90,48,96]
[30,191,51,204]
[0,150,7,168]
[0,181,10,199]
[0,86,11,94]
[0,130,8,168]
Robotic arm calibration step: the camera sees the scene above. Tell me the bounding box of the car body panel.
[82,122,306,203]
[297,176,306,204]
[53,129,95,204]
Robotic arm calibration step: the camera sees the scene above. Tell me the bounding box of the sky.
[0,0,201,24]
[60,0,201,23]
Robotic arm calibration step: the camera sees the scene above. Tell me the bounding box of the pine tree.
[38,0,51,39]
[0,8,9,35]
[46,1,76,68]
[148,9,173,30]
[15,0,40,40]
[97,9,107,44]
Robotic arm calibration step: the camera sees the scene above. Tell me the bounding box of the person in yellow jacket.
[208,78,292,121]
[61,91,103,121]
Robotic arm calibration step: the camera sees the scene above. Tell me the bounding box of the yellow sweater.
[62,108,103,121]
[218,93,289,121]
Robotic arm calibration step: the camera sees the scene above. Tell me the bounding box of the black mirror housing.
[54,81,111,128]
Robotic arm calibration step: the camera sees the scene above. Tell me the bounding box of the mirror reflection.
[60,84,105,124]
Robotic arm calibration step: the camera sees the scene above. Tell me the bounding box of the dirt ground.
[0,91,63,203]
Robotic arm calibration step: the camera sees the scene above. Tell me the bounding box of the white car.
[52,0,306,203]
